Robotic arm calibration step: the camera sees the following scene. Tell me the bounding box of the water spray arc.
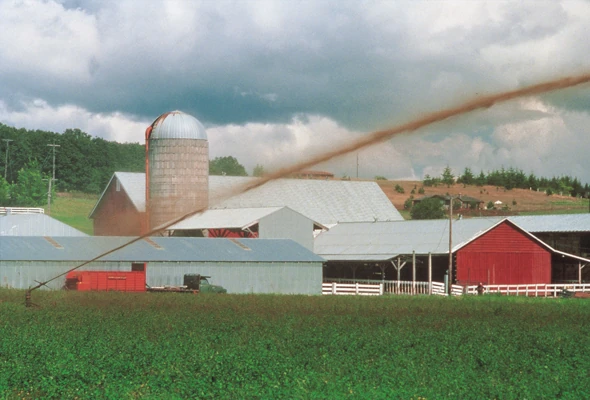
[24,72,590,306]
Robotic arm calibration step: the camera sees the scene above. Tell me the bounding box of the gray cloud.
[0,0,589,183]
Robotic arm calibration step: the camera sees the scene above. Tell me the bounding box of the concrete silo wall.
[148,138,209,230]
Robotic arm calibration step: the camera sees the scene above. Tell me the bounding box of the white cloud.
[0,0,100,82]
[0,99,147,143]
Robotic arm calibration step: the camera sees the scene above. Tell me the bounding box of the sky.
[1,0,589,183]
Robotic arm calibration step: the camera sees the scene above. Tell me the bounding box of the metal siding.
[259,207,314,250]
[146,261,322,294]
[456,223,552,285]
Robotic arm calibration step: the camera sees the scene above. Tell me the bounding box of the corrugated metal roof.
[149,111,207,140]
[169,207,285,230]
[90,173,403,225]
[508,214,590,233]
[314,218,504,260]
[116,172,147,212]
[0,214,88,237]
[0,237,325,263]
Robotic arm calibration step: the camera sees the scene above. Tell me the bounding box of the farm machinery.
[64,270,226,294]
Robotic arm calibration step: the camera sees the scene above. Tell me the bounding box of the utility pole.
[2,139,13,179]
[47,143,60,215]
[448,195,453,295]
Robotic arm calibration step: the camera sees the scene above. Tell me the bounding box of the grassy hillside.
[50,192,98,235]
[376,180,589,217]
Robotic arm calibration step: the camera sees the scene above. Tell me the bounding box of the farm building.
[90,110,401,237]
[0,236,324,294]
[509,214,590,258]
[90,172,401,236]
[167,206,326,251]
[315,218,590,285]
[0,209,87,237]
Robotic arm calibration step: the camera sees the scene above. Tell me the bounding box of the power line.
[47,144,60,215]
[2,139,13,180]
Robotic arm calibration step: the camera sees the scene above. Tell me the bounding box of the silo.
[145,111,209,231]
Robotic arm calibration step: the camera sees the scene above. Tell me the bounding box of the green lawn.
[49,192,98,235]
[1,290,589,399]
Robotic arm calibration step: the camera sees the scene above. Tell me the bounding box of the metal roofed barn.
[315,218,590,285]
[0,237,324,294]
[89,172,403,236]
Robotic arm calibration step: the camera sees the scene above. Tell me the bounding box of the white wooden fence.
[323,279,590,297]
[322,282,383,296]
[0,207,44,215]
[464,283,590,297]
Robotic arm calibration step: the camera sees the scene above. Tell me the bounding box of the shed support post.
[412,251,416,295]
[428,252,432,295]
[391,258,406,294]
[580,262,587,285]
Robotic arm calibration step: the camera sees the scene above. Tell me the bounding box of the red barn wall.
[456,222,551,285]
[92,179,145,236]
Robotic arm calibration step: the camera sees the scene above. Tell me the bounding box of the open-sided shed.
[314,218,589,285]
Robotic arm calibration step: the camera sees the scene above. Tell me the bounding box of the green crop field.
[1,291,589,399]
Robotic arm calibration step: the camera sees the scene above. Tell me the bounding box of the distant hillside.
[376,180,590,218]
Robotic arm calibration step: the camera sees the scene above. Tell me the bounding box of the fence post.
[379,283,383,296]
[355,282,359,295]
[332,282,337,295]
[428,252,432,295]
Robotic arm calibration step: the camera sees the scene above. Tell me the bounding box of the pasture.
[1,290,589,399]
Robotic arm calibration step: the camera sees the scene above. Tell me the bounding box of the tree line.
[424,166,590,198]
[0,124,254,207]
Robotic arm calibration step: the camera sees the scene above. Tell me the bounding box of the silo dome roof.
[148,110,207,140]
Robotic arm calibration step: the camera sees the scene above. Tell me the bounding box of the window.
[131,263,145,272]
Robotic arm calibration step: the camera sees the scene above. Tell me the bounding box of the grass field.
[1,290,589,399]
[50,192,98,235]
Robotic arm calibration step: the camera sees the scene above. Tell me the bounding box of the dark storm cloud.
[1,0,589,183]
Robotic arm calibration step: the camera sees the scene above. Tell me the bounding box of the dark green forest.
[0,124,145,194]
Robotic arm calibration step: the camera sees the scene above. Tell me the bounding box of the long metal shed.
[0,237,324,294]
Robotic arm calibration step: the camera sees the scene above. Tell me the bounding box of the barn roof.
[508,214,590,233]
[0,236,325,263]
[0,213,88,237]
[314,218,502,261]
[314,218,590,262]
[168,206,327,231]
[89,172,403,226]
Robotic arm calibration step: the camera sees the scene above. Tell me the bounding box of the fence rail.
[322,282,383,296]
[323,279,590,297]
[465,283,590,297]
[0,207,45,215]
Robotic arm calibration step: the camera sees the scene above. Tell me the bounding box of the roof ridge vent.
[44,236,64,249]
[228,238,251,251]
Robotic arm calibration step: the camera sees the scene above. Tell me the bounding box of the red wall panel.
[67,270,146,292]
[456,222,551,285]
[92,178,145,236]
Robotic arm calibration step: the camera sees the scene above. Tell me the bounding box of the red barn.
[89,172,147,236]
[456,220,551,285]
